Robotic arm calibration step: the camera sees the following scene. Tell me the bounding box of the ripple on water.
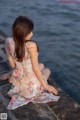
[0,0,80,103]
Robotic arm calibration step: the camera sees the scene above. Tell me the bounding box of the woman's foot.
[0,72,10,80]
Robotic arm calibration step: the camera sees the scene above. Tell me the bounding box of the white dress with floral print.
[5,37,60,110]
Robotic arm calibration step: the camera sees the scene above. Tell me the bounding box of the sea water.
[0,0,80,103]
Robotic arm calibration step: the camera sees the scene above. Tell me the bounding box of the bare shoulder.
[26,41,37,49]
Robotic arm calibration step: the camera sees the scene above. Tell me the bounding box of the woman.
[0,16,60,110]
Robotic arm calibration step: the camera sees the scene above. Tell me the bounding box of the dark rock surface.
[48,78,80,120]
[0,84,58,120]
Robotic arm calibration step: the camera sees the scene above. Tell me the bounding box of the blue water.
[0,0,80,103]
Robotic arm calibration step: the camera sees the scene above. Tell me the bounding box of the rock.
[0,84,58,120]
[48,77,80,120]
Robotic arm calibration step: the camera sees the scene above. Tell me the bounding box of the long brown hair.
[12,16,34,62]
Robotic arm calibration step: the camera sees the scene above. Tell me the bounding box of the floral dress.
[5,37,60,110]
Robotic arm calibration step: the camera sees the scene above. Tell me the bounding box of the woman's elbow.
[9,61,15,69]
[33,67,40,74]
[9,64,15,69]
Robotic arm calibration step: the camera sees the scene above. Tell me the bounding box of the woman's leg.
[39,63,51,80]
[39,63,44,71]
[41,68,51,80]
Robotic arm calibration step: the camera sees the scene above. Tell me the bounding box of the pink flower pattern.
[5,37,60,110]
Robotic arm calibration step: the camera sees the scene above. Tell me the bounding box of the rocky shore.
[48,78,80,120]
[0,31,80,120]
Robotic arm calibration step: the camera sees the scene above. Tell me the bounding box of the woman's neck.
[25,39,32,43]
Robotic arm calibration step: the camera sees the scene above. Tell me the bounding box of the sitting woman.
[0,16,60,110]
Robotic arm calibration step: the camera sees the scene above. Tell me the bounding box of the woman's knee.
[44,68,51,76]
[39,63,44,70]
[46,68,51,75]
[41,68,51,80]
[40,63,44,68]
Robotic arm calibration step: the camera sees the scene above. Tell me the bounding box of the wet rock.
[0,30,7,44]
[0,84,58,120]
[48,78,80,120]
[0,62,11,74]
[0,56,3,61]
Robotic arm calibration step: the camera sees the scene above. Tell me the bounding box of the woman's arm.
[5,47,15,69]
[0,49,15,80]
[27,42,58,95]
[27,42,48,89]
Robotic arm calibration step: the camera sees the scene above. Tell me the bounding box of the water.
[0,0,80,103]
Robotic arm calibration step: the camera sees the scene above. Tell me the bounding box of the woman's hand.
[46,84,58,95]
